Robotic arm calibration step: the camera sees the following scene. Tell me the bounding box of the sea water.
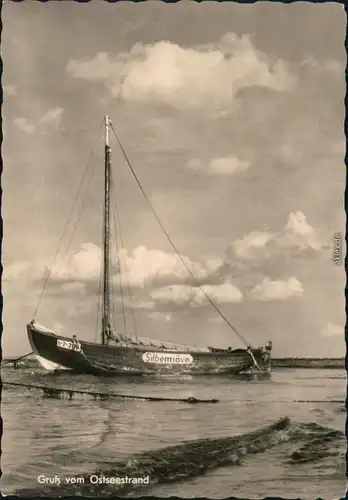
[1,365,346,498]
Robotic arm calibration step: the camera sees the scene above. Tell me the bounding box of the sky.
[2,1,346,357]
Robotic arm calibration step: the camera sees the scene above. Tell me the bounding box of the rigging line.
[109,174,127,337]
[56,156,99,278]
[110,124,252,349]
[95,250,104,343]
[110,190,121,333]
[32,119,104,319]
[108,221,118,337]
[105,180,115,335]
[110,170,138,342]
[101,161,107,343]
[112,175,138,344]
[2,352,33,366]
[110,269,117,335]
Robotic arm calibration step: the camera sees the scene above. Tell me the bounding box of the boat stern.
[246,340,273,374]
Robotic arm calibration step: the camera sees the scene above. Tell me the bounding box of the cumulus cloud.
[233,231,275,260]
[149,311,173,322]
[66,34,294,112]
[51,242,102,282]
[60,282,86,295]
[14,242,224,303]
[4,244,97,299]
[14,117,36,134]
[5,210,323,317]
[321,322,343,338]
[3,84,17,96]
[188,156,250,176]
[114,246,223,288]
[151,281,243,307]
[22,239,241,308]
[279,211,324,251]
[49,241,240,309]
[131,299,156,310]
[13,107,64,135]
[301,57,344,78]
[3,261,35,281]
[202,281,243,303]
[3,258,48,286]
[249,276,303,301]
[39,107,64,130]
[5,237,245,317]
[231,211,325,260]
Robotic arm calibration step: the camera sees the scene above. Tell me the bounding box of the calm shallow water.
[1,366,346,498]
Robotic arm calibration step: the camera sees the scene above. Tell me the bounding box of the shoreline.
[272,358,344,369]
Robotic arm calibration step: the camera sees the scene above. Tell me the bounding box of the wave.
[15,417,345,497]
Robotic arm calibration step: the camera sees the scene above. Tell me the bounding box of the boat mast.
[102,115,112,345]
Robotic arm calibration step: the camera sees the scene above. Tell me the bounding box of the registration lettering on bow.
[57,339,81,352]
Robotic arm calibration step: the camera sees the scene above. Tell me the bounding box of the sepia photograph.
[1,1,346,498]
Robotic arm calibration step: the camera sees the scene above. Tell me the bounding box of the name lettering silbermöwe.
[142,352,193,364]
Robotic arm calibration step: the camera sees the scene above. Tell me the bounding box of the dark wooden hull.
[27,324,270,376]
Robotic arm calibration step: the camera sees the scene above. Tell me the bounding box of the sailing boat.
[27,115,272,376]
